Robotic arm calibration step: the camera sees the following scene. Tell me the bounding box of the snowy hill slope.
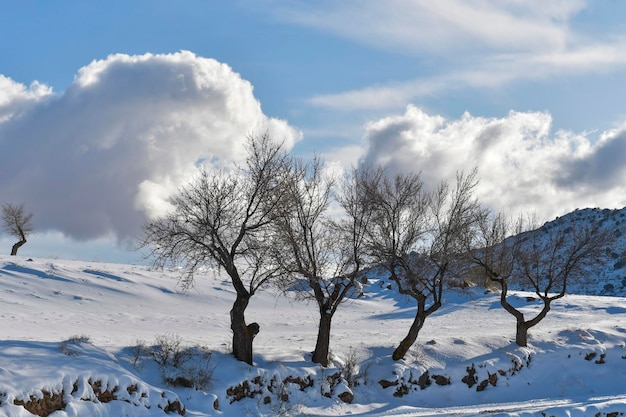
[503,207,626,296]
[0,252,624,416]
[0,256,626,417]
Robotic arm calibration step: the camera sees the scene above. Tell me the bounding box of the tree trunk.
[513,298,551,347]
[312,311,333,366]
[10,238,26,256]
[515,320,529,347]
[393,309,425,360]
[496,279,531,347]
[230,292,257,365]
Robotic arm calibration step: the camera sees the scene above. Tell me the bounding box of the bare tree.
[512,220,610,346]
[2,203,34,256]
[365,170,480,360]
[471,213,611,346]
[272,159,371,366]
[469,212,525,343]
[362,169,429,360]
[392,170,479,360]
[363,169,478,359]
[141,134,291,365]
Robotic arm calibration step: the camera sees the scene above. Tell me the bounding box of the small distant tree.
[364,169,480,360]
[2,203,34,256]
[141,134,291,365]
[272,160,371,366]
[471,213,612,346]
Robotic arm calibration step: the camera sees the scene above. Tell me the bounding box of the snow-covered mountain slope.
[0,254,624,416]
[513,207,626,296]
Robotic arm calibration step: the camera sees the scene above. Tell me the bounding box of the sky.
[1,0,626,263]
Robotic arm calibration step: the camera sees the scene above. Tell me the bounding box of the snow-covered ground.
[0,254,624,416]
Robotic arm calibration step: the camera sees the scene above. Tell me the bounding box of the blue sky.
[2,1,626,263]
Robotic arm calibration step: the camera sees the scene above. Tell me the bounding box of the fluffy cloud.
[0,75,52,122]
[0,51,299,241]
[361,105,626,220]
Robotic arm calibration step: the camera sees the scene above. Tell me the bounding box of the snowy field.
[0,254,624,416]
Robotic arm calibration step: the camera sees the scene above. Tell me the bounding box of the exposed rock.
[476,379,489,392]
[160,398,186,415]
[14,390,65,417]
[417,370,431,389]
[462,364,478,388]
[338,391,354,403]
[433,374,451,386]
[378,379,398,389]
[393,383,410,397]
[284,375,314,391]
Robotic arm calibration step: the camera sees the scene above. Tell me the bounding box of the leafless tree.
[471,213,612,346]
[363,168,480,360]
[2,203,34,256]
[362,169,428,360]
[513,220,610,346]
[140,133,291,365]
[274,158,366,366]
[272,159,371,366]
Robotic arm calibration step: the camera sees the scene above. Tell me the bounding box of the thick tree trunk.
[312,311,333,366]
[10,238,26,256]
[515,320,529,347]
[230,292,257,365]
[393,309,425,360]
[513,299,551,347]
[497,279,531,347]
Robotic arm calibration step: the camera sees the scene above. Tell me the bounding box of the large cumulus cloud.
[0,51,299,241]
[362,105,626,220]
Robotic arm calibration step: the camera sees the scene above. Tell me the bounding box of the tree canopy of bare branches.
[272,159,371,366]
[363,168,481,360]
[141,133,291,365]
[2,203,33,256]
[470,213,612,346]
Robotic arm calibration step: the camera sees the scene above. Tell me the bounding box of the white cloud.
[361,105,626,221]
[266,0,626,112]
[0,51,300,241]
[0,75,52,122]
[270,0,583,55]
[308,38,626,111]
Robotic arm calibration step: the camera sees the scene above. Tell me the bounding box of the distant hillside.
[508,207,626,297]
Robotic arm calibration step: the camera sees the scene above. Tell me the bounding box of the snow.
[0,254,624,416]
